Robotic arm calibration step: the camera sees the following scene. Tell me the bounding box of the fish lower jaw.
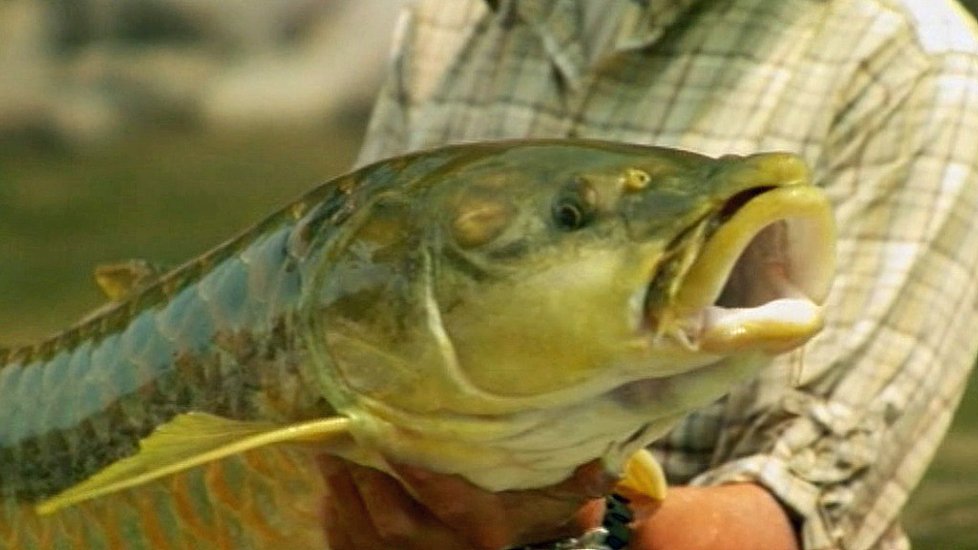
[659,296,824,354]
[697,298,824,353]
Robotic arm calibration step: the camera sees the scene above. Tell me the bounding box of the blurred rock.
[0,0,406,148]
[202,1,404,130]
[68,44,218,123]
[0,1,59,142]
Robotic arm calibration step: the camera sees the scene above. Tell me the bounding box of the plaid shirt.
[356,1,978,548]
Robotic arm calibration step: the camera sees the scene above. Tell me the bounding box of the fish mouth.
[646,182,835,354]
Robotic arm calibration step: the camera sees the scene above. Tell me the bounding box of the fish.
[0,140,835,549]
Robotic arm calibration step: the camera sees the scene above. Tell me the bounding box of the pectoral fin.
[615,449,667,501]
[36,412,351,515]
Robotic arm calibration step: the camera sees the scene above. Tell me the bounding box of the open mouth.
[647,183,835,354]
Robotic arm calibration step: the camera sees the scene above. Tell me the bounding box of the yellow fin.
[615,449,667,501]
[93,259,165,300]
[36,412,351,515]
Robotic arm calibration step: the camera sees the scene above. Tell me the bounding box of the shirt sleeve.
[689,26,978,550]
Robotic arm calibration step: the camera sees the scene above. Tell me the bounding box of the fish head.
[28,141,837,517]
[304,141,834,487]
[431,142,833,398]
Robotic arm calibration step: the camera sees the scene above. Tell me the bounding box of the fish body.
[0,140,834,548]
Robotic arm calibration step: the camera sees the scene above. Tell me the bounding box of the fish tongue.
[699,297,823,354]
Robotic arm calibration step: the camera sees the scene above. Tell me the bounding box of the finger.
[393,460,612,549]
[496,460,615,544]
[497,489,593,544]
[318,456,389,550]
[574,497,606,531]
[322,496,358,550]
[559,459,618,498]
[393,463,513,549]
[348,464,423,543]
[349,463,473,550]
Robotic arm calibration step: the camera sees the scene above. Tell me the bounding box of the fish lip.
[642,183,835,353]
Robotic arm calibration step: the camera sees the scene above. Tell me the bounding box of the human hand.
[317,454,616,550]
[620,483,800,550]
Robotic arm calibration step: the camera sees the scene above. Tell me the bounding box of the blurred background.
[0,1,976,546]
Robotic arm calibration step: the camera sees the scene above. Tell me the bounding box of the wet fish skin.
[0,140,834,548]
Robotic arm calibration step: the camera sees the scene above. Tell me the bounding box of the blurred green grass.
[0,124,362,344]
[1,126,976,547]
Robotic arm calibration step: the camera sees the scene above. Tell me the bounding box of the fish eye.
[552,180,597,231]
[553,200,586,229]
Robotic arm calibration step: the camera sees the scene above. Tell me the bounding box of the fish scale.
[0,192,351,500]
[0,145,465,545]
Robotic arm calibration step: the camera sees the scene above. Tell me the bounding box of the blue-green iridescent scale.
[0,146,451,493]
[0,146,474,547]
[0,223,326,500]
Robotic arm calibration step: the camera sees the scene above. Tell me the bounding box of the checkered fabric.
[356,1,978,548]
